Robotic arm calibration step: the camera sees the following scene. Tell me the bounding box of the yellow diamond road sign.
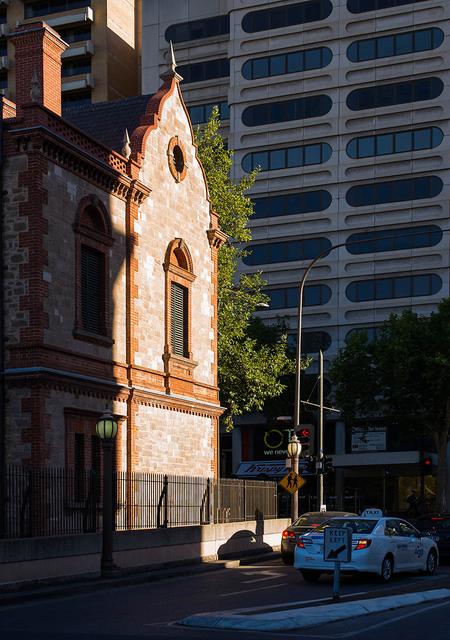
[279,471,306,494]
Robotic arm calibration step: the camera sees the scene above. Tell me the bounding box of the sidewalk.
[0,549,281,606]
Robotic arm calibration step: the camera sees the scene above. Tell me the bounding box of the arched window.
[242,94,332,127]
[243,237,331,265]
[346,273,442,302]
[346,176,442,207]
[346,77,443,111]
[242,1,333,33]
[74,196,113,343]
[346,127,443,159]
[165,15,229,43]
[252,190,332,219]
[164,239,195,361]
[346,225,442,254]
[242,47,332,80]
[242,143,332,172]
[347,0,429,13]
[347,28,444,63]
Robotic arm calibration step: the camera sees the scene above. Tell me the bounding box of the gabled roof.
[63,94,151,154]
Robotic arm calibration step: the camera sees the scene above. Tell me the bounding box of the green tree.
[330,300,450,511]
[195,108,296,430]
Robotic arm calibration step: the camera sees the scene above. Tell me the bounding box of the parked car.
[281,511,357,564]
[414,514,450,558]
[294,511,438,583]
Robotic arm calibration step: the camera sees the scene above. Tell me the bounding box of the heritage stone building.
[1,21,224,477]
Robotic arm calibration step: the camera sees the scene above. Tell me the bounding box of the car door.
[385,519,409,570]
[398,520,424,570]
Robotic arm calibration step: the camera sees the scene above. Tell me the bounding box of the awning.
[235,460,288,477]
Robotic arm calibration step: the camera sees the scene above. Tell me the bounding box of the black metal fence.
[1,467,278,539]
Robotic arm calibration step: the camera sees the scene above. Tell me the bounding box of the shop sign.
[351,426,386,452]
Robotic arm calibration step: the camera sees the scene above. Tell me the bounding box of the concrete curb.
[0,550,280,606]
[180,588,450,632]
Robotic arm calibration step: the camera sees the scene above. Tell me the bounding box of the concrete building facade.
[0,0,140,109]
[142,0,450,511]
[1,20,224,477]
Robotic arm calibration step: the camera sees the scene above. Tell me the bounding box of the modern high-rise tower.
[0,0,140,108]
[142,0,450,511]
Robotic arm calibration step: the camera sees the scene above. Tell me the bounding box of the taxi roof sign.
[361,508,383,518]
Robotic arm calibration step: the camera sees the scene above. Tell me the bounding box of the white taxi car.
[294,509,438,583]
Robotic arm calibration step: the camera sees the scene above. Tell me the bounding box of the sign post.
[324,527,352,600]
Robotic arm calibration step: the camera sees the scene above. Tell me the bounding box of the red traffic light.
[424,457,432,467]
[299,428,311,438]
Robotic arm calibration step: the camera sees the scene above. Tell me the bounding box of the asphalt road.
[0,558,449,639]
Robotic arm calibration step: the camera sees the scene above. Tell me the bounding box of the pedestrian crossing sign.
[279,471,306,494]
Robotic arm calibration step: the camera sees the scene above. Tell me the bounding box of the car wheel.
[300,570,321,583]
[425,549,438,575]
[281,555,293,565]
[380,555,394,583]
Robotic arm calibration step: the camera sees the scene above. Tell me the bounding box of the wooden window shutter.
[81,244,105,334]
[171,282,188,356]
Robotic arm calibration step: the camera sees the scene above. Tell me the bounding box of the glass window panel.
[376,134,394,155]
[394,179,412,201]
[378,84,396,106]
[359,281,375,302]
[413,128,431,150]
[395,131,412,153]
[304,286,320,306]
[269,8,285,29]
[347,42,358,62]
[253,57,269,78]
[287,194,301,213]
[270,243,288,262]
[358,136,375,158]
[395,32,413,55]
[270,55,286,76]
[304,48,322,69]
[287,52,302,73]
[431,127,443,147]
[359,39,376,60]
[376,278,393,300]
[252,152,269,171]
[189,105,204,125]
[347,140,357,158]
[220,102,230,120]
[413,78,432,101]
[287,147,303,168]
[304,144,322,165]
[287,241,301,261]
[377,36,394,58]
[286,287,299,308]
[394,277,412,298]
[414,29,432,52]
[269,289,285,309]
[242,155,253,173]
[270,149,285,170]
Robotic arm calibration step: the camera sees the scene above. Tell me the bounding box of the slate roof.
[63,94,151,154]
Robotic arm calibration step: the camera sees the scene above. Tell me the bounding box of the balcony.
[26,6,94,29]
[61,40,94,59]
[62,72,94,92]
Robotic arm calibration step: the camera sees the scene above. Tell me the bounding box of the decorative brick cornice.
[6,125,149,203]
[207,227,227,250]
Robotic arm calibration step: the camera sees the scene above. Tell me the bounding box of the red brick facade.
[1,22,224,477]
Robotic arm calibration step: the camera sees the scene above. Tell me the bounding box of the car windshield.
[417,516,450,530]
[314,518,378,534]
[293,515,327,526]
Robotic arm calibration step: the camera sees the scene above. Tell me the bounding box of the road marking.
[221,583,286,597]
[242,570,285,584]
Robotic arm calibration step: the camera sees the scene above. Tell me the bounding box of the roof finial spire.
[122,128,131,159]
[160,41,183,83]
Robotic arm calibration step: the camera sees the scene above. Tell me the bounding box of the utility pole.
[317,350,324,510]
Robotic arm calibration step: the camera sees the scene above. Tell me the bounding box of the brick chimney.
[10,22,68,116]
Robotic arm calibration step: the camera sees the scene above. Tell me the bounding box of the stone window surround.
[163,238,197,378]
[73,194,115,347]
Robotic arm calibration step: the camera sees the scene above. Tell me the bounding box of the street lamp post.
[96,411,119,577]
[287,433,301,522]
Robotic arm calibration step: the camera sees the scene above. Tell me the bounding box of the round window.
[168,137,187,182]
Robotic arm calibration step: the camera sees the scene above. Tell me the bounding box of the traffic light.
[305,455,316,475]
[323,455,334,474]
[297,424,315,455]
[421,456,433,475]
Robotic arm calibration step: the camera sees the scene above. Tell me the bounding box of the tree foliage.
[330,299,450,511]
[195,108,295,430]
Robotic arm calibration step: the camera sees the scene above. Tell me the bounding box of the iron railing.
[0,466,278,539]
